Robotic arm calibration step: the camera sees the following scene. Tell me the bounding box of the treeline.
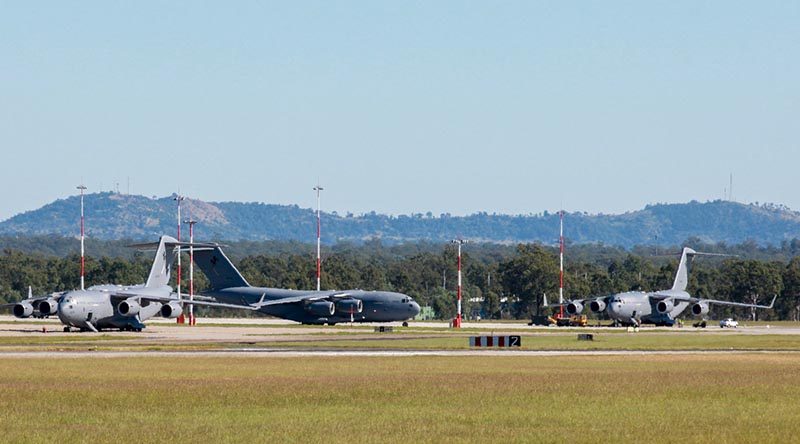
[2,238,800,321]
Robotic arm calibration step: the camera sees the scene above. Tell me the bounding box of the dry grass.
[0,354,798,443]
[255,333,800,351]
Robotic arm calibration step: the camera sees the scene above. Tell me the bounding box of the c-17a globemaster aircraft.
[561,247,776,326]
[2,235,195,332]
[171,244,421,325]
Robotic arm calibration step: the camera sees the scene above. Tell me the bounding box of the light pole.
[173,194,185,324]
[77,184,87,290]
[313,184,324,291]
[451,239,468,328]
[559,210,565,319]
[183,218,197,326]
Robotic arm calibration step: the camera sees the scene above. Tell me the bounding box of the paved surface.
[1,349,797,359]
[2,315,800,359]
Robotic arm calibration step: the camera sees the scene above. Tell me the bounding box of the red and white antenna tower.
[559,210,565,318]
[184,217,197,326]
[452,239,468,328]
[77,184,87,290]
[173,194,185,324]
[313,183,324,292]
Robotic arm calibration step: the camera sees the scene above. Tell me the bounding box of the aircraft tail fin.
[671,248,732,291]
[671,247,696,291]
[193,246,250,291]
[144,236,178,288]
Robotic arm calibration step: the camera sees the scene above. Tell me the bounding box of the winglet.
[28,286,32,299]
[542,293,548,308]
[768,294,777,309]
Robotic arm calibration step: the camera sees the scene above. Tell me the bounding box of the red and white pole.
[314,184,323,291]
[174,195,185,324]
[457,242,462,328]
[452,239,467,328]
[185,218,197,326]
[559,210,565,318]
[77,184,87,290]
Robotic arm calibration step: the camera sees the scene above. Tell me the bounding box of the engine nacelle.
[656,299,675,314]
[566,301,584,315]
[691,302,709,316]
[335,299,363,314]
[589,299,606,313]
[118,299,141,317]
[13,302,34,318]
[38,298,59,315]
[306,300,335,317]
[160,302,183,319]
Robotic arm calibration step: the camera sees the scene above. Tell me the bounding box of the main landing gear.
[120,326,143,332]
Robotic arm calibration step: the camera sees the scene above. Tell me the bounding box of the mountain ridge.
[1,193,798,247]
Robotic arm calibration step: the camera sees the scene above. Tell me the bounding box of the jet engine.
[656,299,674,314]
[566,301,584,315]
[335,299,363,314]
[306,300,335,317]
[691,302,709,316]
[38,298,58,315]
[13,302,34,318]
[589,299,606,313]
[160,302,183,319]
[118,299,141,317]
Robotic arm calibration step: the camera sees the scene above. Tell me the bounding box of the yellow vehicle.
[530,314,588,327]
[555,314,588,327]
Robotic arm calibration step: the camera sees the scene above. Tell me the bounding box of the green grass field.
[0,354,798,443]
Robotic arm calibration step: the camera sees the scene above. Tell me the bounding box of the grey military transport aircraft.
[562,247,776,326]
[174,244,421,325]
[1,235,191,332]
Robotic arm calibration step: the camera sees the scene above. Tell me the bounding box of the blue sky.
[1,1,798,220]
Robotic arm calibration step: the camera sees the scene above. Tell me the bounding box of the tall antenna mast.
[313,183,324,291]
[559,210,565,318]
[173,194,185,324]
[183,217,197,326]
[77,184,87,290]
[729,173,733,202]
[451,239,468,328]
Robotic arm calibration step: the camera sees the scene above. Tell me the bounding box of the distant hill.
[1,193,799,247]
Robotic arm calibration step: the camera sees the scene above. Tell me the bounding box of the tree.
[498,244,558,318]
[782,257,800,321]
[721,260,783,321]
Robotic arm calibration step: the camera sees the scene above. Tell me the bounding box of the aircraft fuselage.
[603,290,691,326]
[57,284,171,330]
[205,287,421,324]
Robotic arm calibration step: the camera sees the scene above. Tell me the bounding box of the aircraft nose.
[57,299,71,324]
[57,296,78,326]
[410,301,420,317]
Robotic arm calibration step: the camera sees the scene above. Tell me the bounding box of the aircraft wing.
[249,291,351,309]
[652,292,777,310]
[127,290,352,311]
[544,295,613,308]
[1,290,64,308]
[692,295,777,310]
